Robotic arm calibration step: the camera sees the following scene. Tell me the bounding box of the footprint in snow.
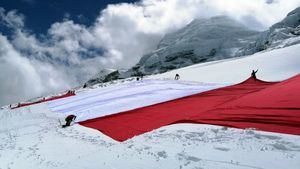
[157,151,168,159]
[254,133,282,140]
[213,146,231,152]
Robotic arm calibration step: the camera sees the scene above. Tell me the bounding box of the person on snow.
[62,114,77,128]
[251,69,258,80]
[83,83,87,88]
[175,74,180,80]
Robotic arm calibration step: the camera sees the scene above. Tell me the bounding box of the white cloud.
[0,0,300,106]
[0,7,24,29]
[0,34,72,105]
[89,0,300,68]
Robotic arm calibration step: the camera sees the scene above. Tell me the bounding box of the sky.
[0,0,139,34]
[0,0,300,106]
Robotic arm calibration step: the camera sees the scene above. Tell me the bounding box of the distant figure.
[83,83,87,88]
[62,115,77,128]
[67,90,75,94]
[137,77,140,81]
[251,69,258,80]
[175,74,180,80]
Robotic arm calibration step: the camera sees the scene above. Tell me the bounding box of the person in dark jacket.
[62,114,76,128]
[251,69,258,80]
[83,83,87,88]
[175,74,180,80]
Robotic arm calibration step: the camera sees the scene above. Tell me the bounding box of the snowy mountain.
[129,16,259,75]
[83,68,117,87]
[86,7,300,86]
[86,16,260,85]
[238,6,300,56]
[1,44,300,169]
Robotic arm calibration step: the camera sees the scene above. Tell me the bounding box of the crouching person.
[62,114,77,128]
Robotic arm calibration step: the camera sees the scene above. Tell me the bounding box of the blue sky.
[0,0,138,34]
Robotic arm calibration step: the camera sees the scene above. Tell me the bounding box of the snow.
[1,45,300,169]
[1,104,299,169]
[151,44,300,83]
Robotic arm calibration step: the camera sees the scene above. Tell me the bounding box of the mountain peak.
[189,16,246,29]
[129,16,260,75]
[287,6,300,16]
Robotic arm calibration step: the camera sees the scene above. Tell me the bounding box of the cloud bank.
[0,0,299,106]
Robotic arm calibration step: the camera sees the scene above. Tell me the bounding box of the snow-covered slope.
[84,68,117,86]
[1,105,299,169]
[152,44,300,83]
[129,16,259,75]
[0,44,300,169]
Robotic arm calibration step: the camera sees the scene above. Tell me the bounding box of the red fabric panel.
[12,92,75,109]
[223,75,300,108]
[79,75,300,141]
